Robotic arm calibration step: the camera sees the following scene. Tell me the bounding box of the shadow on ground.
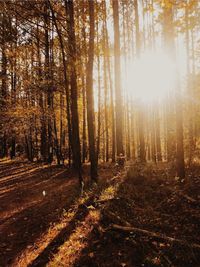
[72,164,200,267]
[0,160,80,266]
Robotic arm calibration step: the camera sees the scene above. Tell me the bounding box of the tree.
[162,1,185,178]
[112,0,124,157]
[134,0,146,162]
[65,0,82,183]
[86,0,98,182]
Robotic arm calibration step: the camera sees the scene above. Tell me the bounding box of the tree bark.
[163,2,185,178]
[104,1,116,162]
[112,0,124,157]
[65,0,82,183]
[86,0,98,181]
[134,0,145,162]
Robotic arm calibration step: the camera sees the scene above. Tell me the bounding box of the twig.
[111,224,200,249]
[103,210,131,227]
[178,192,197,203]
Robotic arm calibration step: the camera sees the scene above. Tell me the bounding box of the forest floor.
[0,159,200,267]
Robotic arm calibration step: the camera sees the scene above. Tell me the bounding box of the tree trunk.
[44,3,53,164]
[134,0,145,162]
[155,105,162,161]
[0,13,8,158]
[151,105,156,163]
[65,0,82,183]
[103,23,109,162]
[48,0,73,167]
[112,0,124,157]
[96,22,101,163]
[86,0,98,181]
[163,2,185,178]
[104,2,115,162]
[185,1,194,165]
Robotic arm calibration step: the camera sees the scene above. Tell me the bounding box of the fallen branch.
[167,186,197,203]
[178,192,197,203]
[155,189,198,211]
[99,197,171,219]
[111,224,200,249]
[103,210,131,227]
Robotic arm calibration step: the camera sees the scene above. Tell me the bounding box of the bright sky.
[93,0,189,108]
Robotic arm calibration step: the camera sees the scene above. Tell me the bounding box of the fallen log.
[111,224,200,249]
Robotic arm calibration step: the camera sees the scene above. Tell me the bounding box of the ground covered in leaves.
[73,163,200,267]
[0,159,115,266]
[0,160,200,266]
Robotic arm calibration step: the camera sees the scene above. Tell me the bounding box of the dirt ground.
[0,159,77,266]
[73,163,200,267]
[0,159,116,266]
[0,160,200,267]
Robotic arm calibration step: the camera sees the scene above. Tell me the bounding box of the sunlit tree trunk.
[81,7,87,164]
[96,18,101,163]
[104,0,115,162]
[131,99,136,160]
[48,0,72,166]
[103,23,109,162]
[155,105,162,161]
[191,27,197,151]
[185,0,194,165]
[86,0,98,181]
[151,105,156,163]
[82,73,87,163]
[162,2,175,163]
[126,102,131,160]
[175,87,185,179]
[112,0,124,157]
[134,0,146,162]
[163,2,185,178]
[138,103,146,162]
[122,2,131,160]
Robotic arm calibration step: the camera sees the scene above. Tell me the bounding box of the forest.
[0,0,200,266]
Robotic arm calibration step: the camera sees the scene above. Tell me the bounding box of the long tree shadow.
[0,161,116,266]
[0,159,31,176]
[20,165,116,267]
[72,164,200,267]
[0,163,38,180]
[0,170,72,226]
[0,161,81,266]
[73,226,146,267]
[28,196,95,267]
[0,166,66,200]
[0,180,80,266]
[0,164,58,187]
[0,166,69,221]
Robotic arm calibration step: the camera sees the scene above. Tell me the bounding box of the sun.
[126,51,175,103]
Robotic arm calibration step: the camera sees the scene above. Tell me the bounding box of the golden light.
[126,51,175,103]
